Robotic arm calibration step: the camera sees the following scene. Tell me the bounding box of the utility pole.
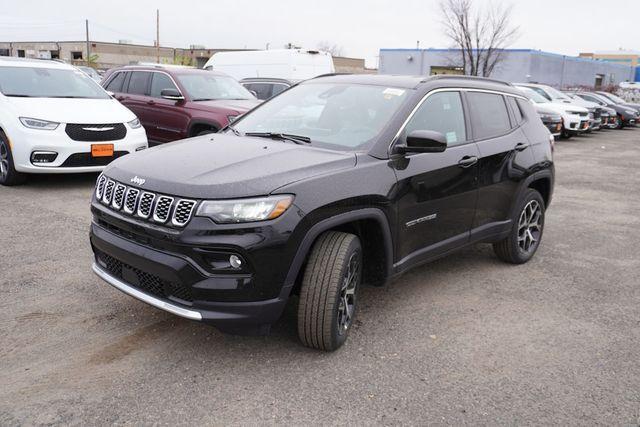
[85,19,90,66]
[156,9,160,63]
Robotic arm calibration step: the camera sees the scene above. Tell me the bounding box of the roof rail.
[424,74,512,86]
[311,72,353,80]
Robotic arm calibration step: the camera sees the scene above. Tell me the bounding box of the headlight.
[128,118,142,129]
[19,117,59,130]
[196,195,294,223]
[624,109,637,115]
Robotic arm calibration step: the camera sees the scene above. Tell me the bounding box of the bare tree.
[316,41,344,57]
[439,0,519,77]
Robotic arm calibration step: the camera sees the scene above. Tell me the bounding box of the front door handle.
[515,143,529,152]
[146,100,156,105]
[458,156,478,168]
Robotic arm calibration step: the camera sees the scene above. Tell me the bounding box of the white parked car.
[515,85,589,138]
[0,58,148,186]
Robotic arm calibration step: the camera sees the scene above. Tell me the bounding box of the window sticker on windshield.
[443,103,451,110]
[383,88,405,97]
[446,132,457,144]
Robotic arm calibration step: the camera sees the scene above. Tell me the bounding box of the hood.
[547,102,588,114]
[4,97,136,124]
[189,99,262,114]
[534,105,561,117]
[105,134,356,199]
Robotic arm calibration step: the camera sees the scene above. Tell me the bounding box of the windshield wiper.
[192,98,216,101]
[244,132,311,145]
[4,94,34,97]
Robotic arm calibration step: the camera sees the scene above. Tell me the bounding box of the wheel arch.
[284,208,394,295]
[187,119,221,137]
[510,170,554,218]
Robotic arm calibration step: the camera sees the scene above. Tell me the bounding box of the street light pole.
[156,9,160,63]
[85,19,90,66]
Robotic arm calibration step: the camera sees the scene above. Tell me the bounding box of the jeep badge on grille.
[130,176,146,186]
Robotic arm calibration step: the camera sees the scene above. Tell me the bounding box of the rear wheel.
[561,127,572,139]
[0,132,27,186]
[297,231,362,351]
[493,189,545,264]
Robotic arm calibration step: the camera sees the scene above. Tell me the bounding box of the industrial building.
[0,40,372,73]
[379,48,639,89]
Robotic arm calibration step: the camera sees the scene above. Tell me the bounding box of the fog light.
[30,151,58,164]
[229,255,243,269]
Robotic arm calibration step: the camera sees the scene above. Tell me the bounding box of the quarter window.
[507,96,523,125]
[104,72,126,92]
[402,91,467,146]
[127,71,151,95]
[150,72,178,98]
[467,92,511,139]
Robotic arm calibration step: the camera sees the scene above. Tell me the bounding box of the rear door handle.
[515,143,529,152]
[146,100,156,105]
[458,156,478,168]
[116,96,128,101]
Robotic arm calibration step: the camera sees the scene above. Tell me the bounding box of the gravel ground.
[1,128,639,425]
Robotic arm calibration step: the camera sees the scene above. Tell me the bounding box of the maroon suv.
[101,65,260,144]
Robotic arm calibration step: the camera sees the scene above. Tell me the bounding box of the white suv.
[515,85,590,138]
[0,58,148,186]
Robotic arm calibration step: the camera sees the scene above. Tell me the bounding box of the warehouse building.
[379,48,638,89]
[0,40,372,73]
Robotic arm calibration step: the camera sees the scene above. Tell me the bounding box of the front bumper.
[90,197,302,333]
[11,125,148,174]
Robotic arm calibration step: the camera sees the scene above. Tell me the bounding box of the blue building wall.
[379,48,637,88]
[636,67,640,82]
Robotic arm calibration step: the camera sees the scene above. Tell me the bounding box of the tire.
[297,231,362,351]
[197,129,216,136]
[561,128,572,139]
[0,132,27,186]
[493,189,545,264]
[616,116,624,130]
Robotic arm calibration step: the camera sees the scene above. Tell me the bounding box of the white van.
[203,49,335,81]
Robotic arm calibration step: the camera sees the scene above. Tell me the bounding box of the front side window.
[232,82,410,151]
[150,72,178,98]
[0,66,109,99]
[401,91,467,146]
[127,71,151,95]
[176,73,254,101]
[467,92,511,139]
[517,86,550,104]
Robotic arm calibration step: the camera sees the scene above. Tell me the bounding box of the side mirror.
[396,130,448,154]
[161,88,185,101]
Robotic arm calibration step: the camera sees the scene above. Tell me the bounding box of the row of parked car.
[516,83,640,139]
[0,54,637,187]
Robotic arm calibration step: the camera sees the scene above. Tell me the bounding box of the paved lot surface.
[1,129,639,425]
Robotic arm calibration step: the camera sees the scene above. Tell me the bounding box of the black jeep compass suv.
[90,74,554,351]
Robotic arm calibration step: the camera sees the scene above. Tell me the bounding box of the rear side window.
[271,84,289,97]
[127,71,151,95]
[507,96,523,125]
[403,91,467,146]
[150,72,178,98]
[467,92,511,139]
[104,72,126,92]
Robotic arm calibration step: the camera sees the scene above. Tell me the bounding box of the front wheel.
[0,132,27,186]
[493,189,545,264]
[297,231,362,351]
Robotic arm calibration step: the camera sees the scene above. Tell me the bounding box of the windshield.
[176,73,254,101]
[231,83,411,151]
[0,66,109,98]
[78,66,99,78]
[517,86,549,104]
[600,92,626,104]
[545,86,572,101]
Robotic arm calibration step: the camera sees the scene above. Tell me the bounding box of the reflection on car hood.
[189,98,262,114]
[4,97,136,123]
[104,133,357,199]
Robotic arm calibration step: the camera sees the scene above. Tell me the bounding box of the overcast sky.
[1,0,638,67]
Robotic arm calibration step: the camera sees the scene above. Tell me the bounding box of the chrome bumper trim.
[92,262,203,321]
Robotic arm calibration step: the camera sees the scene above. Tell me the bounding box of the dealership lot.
[1,130,639,424]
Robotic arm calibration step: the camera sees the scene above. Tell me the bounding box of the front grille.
[96,250,193,303]
[95,175,198,228]
[65,123,127,142]
[61,151,128,167]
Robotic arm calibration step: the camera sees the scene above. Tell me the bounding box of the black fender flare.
[187,119,221,136]
[283,208,394,292]
[508,169,554,219]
